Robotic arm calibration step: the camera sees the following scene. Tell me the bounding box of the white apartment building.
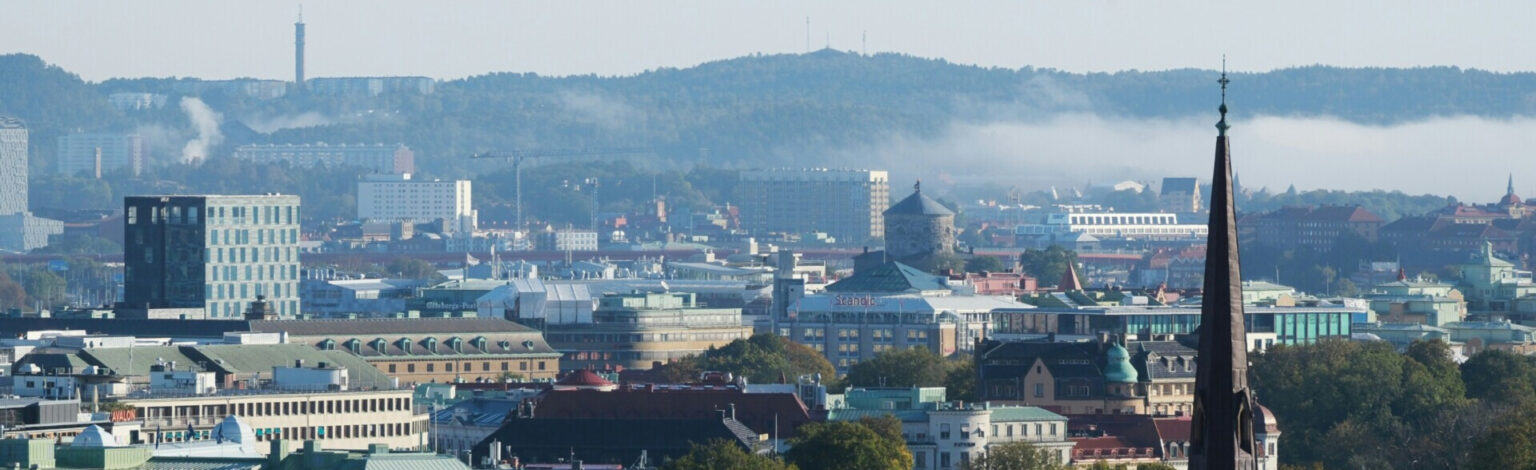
[1015,212,1208,240]
[57,133,144,177]
[739,168,890,243]
[357,174,476,234]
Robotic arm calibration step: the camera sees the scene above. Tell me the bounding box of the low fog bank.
[831,114,1536,203]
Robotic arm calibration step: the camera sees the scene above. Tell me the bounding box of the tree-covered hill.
[7,51,1536,177]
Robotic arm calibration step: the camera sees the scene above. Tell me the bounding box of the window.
[426,363,434,372]
[940,424,951,440]
[1034,383,1045,398]
[538,362,546,370]
[388,364,396,373]
[407,364,415,373]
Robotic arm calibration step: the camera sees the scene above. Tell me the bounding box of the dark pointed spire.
[1189,66,1260,470]
[1510,173,1516,196]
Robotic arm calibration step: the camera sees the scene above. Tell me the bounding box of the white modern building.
[1015,212,1207,248]
[56,133,144,177]
[357,173,476,234]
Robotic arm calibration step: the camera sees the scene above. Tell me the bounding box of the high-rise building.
[0,117,26,215]
[123,195,302,318]
[0,117,62,252]
[56,133,144,177]
[738,168,889,244]
[356,173,476,233]
[232,143,414,174]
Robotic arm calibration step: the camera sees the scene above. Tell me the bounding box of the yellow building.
[254,317,562,383]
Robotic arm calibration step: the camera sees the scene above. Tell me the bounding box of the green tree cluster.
[843,347,977,401]
[784,420,912,470]
[1248,340,1536,468]
[959,441,1069,470]
[663,439,795,470]
[657,334,836,386]
[1019,246,1078,287]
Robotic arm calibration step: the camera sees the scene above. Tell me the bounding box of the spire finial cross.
[1217,56,1230,136]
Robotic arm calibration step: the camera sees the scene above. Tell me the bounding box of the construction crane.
[469,147,651,237]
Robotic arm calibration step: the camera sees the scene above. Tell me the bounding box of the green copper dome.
[1104,343,1139,383]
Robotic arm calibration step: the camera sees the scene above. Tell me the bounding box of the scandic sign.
[833,295,882,307]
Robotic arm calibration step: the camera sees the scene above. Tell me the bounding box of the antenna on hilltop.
[805,17,810,53]
[862,30,867,55]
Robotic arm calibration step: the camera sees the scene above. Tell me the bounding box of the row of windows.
[386,361,546,374]
[211,264,298,283]
[209,281,295,300]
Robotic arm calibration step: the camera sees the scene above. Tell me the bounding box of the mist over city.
[0,2,1534,470]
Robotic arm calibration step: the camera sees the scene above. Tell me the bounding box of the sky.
[4,1,1535,202]
[4,1,1534,81]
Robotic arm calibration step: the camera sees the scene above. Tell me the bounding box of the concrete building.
[120,389,426,453]
[993,291,1364,349]
[545,291,753,371]
[122,195,302,318]
[1240,205,1384,252]
[774,261,1019,372]
[56,133,144,177]
[357,173,476,234]
[534,229,598,252]
[0,118,62,252]
[232,143,413,174]
[307,77,436,96]
[1158,177,1201,213]
[738,168,890,244]
[828,387,1073,468]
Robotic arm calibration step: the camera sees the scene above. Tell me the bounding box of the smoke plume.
[179,97,223,164]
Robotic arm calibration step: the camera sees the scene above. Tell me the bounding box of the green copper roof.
[825,262,948,293]
[1103,343,1139,383]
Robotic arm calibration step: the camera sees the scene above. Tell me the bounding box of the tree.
[386,257,441,280]
[0,266,26,310]
[1019,246,1077,286]
[785,421,912,470]
[944,356,978,402]
[960,441,1066,470]
[656,334,836,385]
[964,255,1006,274]
[1462,349,1536,405]
[845,347,950,389]
[664,439,796,470]
[857,415,904,443]
[1470,407,1536,469]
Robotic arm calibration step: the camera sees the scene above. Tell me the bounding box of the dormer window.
[397,337,413,355]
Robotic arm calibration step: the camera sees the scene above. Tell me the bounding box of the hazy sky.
[4,1,1534,81]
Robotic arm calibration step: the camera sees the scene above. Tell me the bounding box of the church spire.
[1510,173,1516,196]
[1188,65,1260,470]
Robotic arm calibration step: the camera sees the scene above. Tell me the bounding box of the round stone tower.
[883,180,955,262]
